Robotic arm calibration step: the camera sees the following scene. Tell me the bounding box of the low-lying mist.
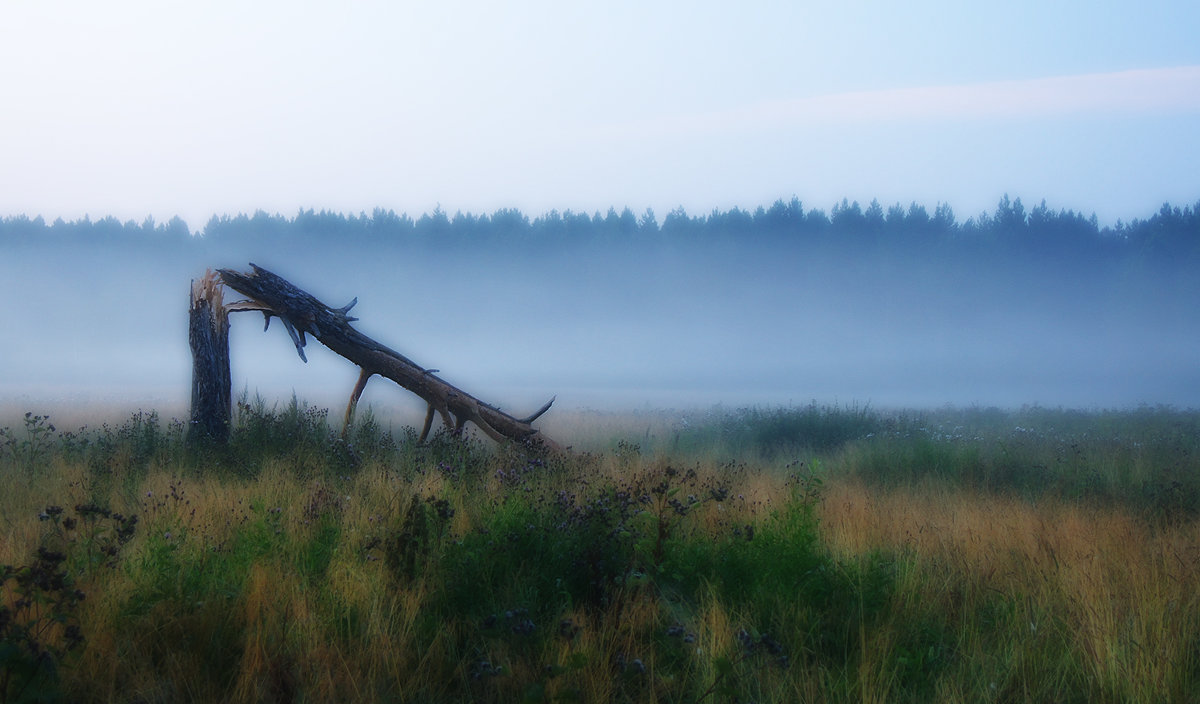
[3,233,1198,422]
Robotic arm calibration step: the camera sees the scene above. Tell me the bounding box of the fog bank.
[2,235,1197,420]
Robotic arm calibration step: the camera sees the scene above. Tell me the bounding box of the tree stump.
[188,270,232,444]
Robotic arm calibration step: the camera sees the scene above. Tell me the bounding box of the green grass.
[2,402,1198,702]
[661,402,1200,520]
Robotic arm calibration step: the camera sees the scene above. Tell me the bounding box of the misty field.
[2,401,1198,703]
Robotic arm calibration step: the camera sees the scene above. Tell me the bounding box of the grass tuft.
[0,402,1197,701]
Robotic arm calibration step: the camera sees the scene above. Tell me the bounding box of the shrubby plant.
[0,414,56,475]
[1,502,137,703]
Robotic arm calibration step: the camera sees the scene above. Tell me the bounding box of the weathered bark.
[188,270,232,444]
[217,263,559,450]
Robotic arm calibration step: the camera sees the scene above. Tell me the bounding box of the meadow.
[1,400,1198,703]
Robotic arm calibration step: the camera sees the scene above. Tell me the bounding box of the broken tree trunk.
[188,270,232,444]
[216,263,559,450]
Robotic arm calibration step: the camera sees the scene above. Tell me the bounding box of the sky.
[3,1,1200,229]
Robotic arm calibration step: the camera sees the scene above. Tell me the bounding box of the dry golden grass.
[5,402,1200,702]
[820,477,1200,703]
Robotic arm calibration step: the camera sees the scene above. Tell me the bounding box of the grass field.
[2,400,1198,703]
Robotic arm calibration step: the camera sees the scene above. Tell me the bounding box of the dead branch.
[216,263,559,450]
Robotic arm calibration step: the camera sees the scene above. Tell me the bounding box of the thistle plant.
[0,547,85,704]
[696,627,790,702]
[0,413,56,475]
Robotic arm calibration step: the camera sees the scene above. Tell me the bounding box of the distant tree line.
[2,196,1198,261]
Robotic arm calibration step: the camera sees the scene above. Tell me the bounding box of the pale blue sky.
[3,0,1199,228]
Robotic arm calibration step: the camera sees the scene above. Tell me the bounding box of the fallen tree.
[190,264,558,450]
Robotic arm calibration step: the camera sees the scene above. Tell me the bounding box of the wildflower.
[63,624,83,647]
[737,628,755,652]
[558,618,580,639]
[471,659,502,680]
[616,655,646,675]
[511,618,536,635]
[36,547,66,564]
[760,633,784,656]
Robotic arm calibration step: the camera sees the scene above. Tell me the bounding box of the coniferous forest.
[3,195,1199,263]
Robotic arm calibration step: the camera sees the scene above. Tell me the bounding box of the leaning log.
[217,263,559,450]
[188,270,232,444]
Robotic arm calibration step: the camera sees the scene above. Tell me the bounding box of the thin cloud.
[602,66,1200,140]
[788,66,1200,121]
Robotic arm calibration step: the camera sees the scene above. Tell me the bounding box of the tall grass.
[1,402,1198,702]
[821,479,1200,702]
[663,403,1200,520]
